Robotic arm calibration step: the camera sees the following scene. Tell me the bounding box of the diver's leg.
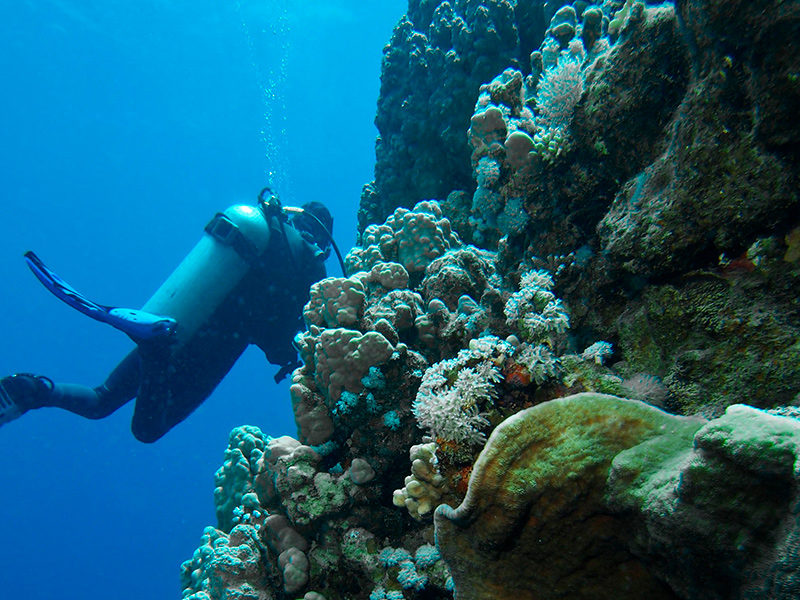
[131,341,247,443]
[0,350,141,423]
[47,350,142,418]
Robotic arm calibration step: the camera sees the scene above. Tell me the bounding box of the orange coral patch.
[504,362,532,387]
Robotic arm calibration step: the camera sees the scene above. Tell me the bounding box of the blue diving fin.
[24,251,177,342]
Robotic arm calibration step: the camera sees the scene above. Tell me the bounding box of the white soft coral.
[412,340,506,445]
[505,268,570,342]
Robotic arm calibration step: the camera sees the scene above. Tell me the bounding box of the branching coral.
[535,45,585,133]
[504,269,570,343]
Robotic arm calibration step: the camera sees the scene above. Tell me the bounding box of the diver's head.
[290,201,334,256]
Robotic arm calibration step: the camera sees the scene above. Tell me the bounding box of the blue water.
[0,2,405,598]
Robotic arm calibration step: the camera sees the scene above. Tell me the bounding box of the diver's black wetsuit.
[31,212,326,442]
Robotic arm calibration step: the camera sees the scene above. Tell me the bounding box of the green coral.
[561,354,626,396]
[616,269,800,416]
[435,394,700,600]
[607,404,800,598]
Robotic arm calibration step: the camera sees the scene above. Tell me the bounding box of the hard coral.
[181,525,273,600]
[310,327,395,402]
[434,393,702,600]
[436,394,800,599]
[392,442,450,520]
[348,201,461,275]
[303,276,367,329]
[213,426,269,533]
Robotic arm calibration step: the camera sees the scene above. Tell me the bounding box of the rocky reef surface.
[181,0,800,598]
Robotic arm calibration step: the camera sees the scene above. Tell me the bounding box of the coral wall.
[183,0,800,599]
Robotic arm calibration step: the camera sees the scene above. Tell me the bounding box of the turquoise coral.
[213,426,268,533]
[180,525,269,600]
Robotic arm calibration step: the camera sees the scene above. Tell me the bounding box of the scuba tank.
[133,190,290,417]
[140,201,273,348]
[25,188,342,347]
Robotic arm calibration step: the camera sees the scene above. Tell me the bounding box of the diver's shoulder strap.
[205,206,324,275]
[204,213,263,265]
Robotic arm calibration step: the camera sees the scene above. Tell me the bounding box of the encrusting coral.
[436,394,800,600]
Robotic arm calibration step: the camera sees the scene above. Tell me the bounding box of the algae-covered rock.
[596,0,800,278]
[613,267,800,416]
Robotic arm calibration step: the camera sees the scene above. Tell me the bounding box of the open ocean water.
[0,2,405,598]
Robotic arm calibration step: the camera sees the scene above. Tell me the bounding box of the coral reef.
[182,0,800,599]
[360,0,528,229]
[184,199,621,599]
[184,201,512,600]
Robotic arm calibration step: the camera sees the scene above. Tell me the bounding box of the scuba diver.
[0,188,343,442]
